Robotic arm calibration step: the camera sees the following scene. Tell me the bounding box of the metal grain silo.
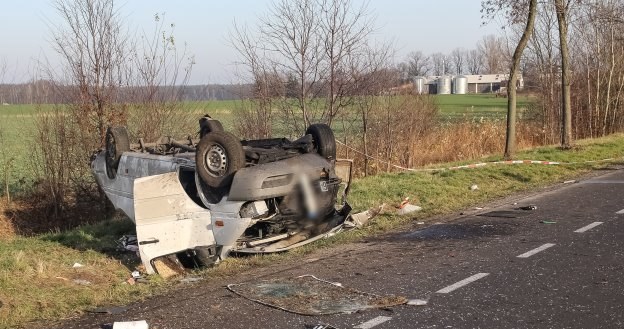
[413,76,426,94]
[453,75,468,94]
[437,76,452,95]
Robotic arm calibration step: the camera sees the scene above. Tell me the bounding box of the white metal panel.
[134,172,216,274]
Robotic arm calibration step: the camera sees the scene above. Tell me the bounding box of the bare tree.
[466,49,483,74]
[450,48,466,75]
[555,0,573,148]
[259,0,322,130]
[403,51,431,77]
[232,0,382,132]
[430,52,451,75]
[478,35,506,73]
[318,0,375,126]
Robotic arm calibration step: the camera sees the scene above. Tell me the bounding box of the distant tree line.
[396,34,510,79]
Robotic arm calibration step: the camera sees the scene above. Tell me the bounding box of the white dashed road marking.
[354,316,392,329]
[574,222,604,233]
[616,209,624,214]
[436,273,490,294]
[517,243,556,258]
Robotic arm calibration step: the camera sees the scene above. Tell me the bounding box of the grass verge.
[2,133,624,328]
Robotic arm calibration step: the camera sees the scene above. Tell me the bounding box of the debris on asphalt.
[227,275,407,315]
[72,262,84,268]
[470,184,479,191]
[87,306,128,315]
[112,320,149,329]
[540,220,557,224]
[73,279,91,285]
[397,198,422,216]
[179,277,202,284]
[563,180,577,184]
[345,204,385,228]
[518,205,537,211]
[406,299,428,306]
[475,207,484,210]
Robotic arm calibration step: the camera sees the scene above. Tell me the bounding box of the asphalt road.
[47,169,624,329]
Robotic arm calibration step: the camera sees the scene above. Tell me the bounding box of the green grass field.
[0,94,532,197]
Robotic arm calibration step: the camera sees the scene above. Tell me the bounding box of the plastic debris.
[406,299,428,306]
[564,180,576,184]
[417,221,425,225]
[131,271,141,279]
[72,263,84,268]
[540,220,557,224]
[345,204,385,228]
[519,205,537,211]
[397,198,422,216]
[73,279,91,285]
[112,320,149,329]
[470,184,479,191]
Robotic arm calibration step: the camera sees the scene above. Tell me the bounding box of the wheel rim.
[205,143,228,177]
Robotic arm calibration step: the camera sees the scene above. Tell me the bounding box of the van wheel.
[195,131,244,189]
[105,126,130,178]
[305,124,336,159]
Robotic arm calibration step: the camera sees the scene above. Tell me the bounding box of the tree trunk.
[505,0,538,160]
[555,0,572,148]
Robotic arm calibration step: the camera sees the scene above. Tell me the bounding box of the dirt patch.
[0,196,110,239]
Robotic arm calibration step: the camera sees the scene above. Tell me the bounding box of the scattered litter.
[406,299,428,306]
[345,204,385,228]
[540,220,557,224]
[72,263,84,268]
[469,184,479,191]
[112,320,149,329]
[73,279,91,285]
[131,271,141,279]
[397,198,422,216]
[564,180,577,184]
[87,306,128,315]
[227,275,407,315]
[180,277,202,284]
[475,207,483,210]
[126,278,136,285]
[518,205,537,211]
[416,222,425,225]
[117,235,139,253]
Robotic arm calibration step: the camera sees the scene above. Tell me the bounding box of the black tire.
[199,118,224,138]
[195,131,244,189]
[305,123,336,159]
[105,126,130,179]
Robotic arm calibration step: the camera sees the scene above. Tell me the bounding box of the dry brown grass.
[340,119,542,176]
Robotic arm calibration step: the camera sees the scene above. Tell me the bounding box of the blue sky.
[0,0,502,84]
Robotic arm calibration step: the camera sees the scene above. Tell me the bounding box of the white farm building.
[412,74,524,95]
